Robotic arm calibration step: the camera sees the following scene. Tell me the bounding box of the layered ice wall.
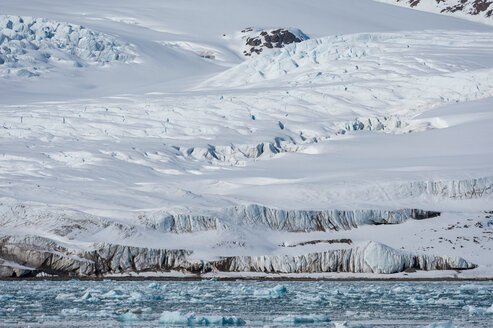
[214,241,476,274]
[0,235,192,276]
[142,206,440,233]
[0,236,476,276]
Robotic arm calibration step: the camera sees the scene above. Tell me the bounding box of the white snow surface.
[377,0,493,26]
[1,0,493,276]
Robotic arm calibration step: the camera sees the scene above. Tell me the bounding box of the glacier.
[0,15,135,78]
[1,0,493,280]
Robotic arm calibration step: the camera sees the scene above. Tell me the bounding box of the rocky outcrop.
[241,27,308,56]
[240,27,308,56]
[0,236,476,277]
[212,241,476,274]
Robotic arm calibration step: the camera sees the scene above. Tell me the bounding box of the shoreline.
[2,275,493,282]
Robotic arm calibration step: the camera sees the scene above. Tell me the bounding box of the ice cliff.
[212,241,476,274]
[143,206,440,233]
[0,236,475,277]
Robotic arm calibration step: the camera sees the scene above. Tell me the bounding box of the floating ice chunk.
[418,322,454,328]
[295,294,329,303]
[55,293,74,300]
[0,295,14,300]
[391,286,408,294]
[333,322,348,328]
[253,284,287,297]
[459,284,483,292]
[130,291,143,300]
[464,305,485,314]
[273,314,330,324]
[61,308,80,316]
[158,311,246,326]
[80,291,99,302]
[433,298,463,306]
[159,311,196,325]
[103,290,124,298]
[84,310,113,318]
[118,312,141,322]
[148,282,160,289]
[196,315,246,325]
[464,304,493,314]
[146,294,164,300]
[190,298,206,304]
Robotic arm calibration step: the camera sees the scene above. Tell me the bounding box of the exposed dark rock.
[241,28,308,57]
[282,239,353,247]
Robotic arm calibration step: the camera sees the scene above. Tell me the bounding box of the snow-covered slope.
[1,0,493,278]
[377,0,493,25]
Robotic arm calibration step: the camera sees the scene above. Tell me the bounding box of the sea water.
[0,280,492,327]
